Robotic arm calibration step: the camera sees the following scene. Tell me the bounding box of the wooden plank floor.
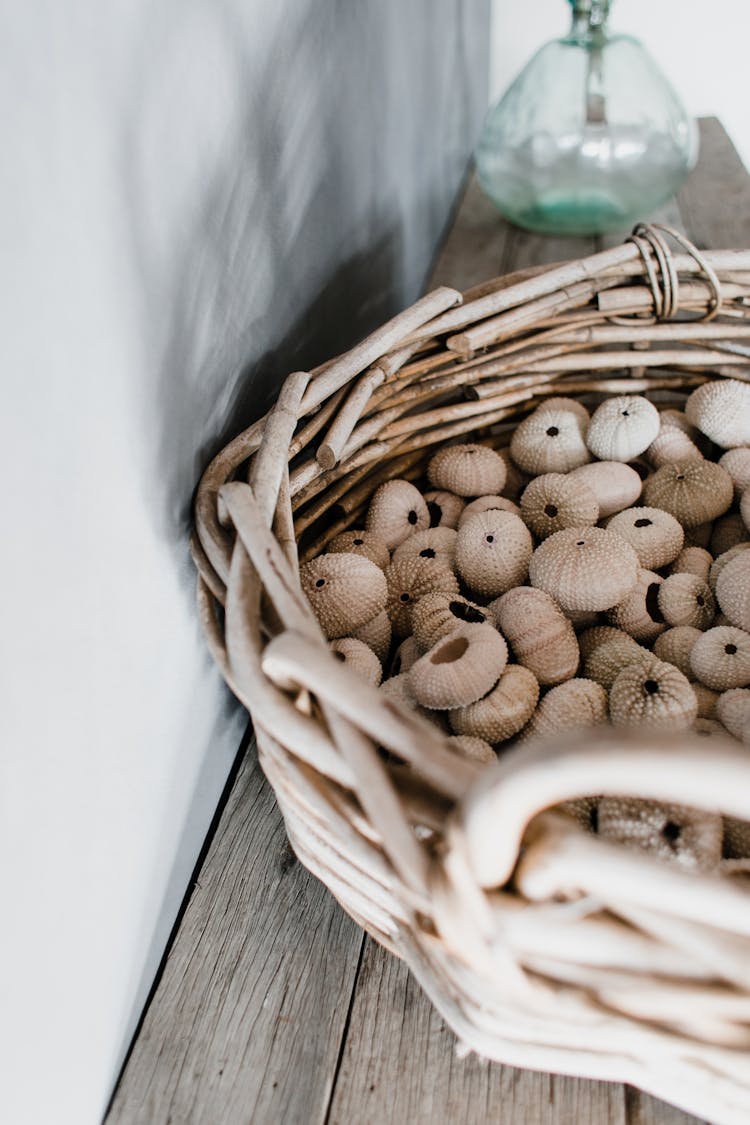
[108,118,749,1125]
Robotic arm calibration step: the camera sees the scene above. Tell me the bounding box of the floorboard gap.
[322,931,368,1125]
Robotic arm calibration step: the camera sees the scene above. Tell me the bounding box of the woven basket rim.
[192,230,750,1125]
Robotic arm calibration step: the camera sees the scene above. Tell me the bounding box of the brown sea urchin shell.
[423,490,465,529]
[519,472,599,540]
[567,460,642,518]
[509,407,590,476]
[522,678,608,738]
[685,378,750,449]
[719,448,750,500]
[410,592,490,653]
[329,637,383,686]
[670,547,713,584]
[455,509,533,599]
[642,460,733,529]
[710,513,749,557]
[647,426,704,469]
[379,673,444,728]
[584,633,651,689]
[535,396,591,424]
[709,543,750,593]
[597,797,722,871]
[716,688,750,743]
[606,569,666,644]
[690,626,750,691]
[392,526,458,569]
[586,395,660,462]
[577,625,626,662]
[609,657,698,732]
[407,622,508,710]
[300,553,388,639]
[715,551,750,632]
[653,626,702,680]
[691,682,719,719]
[449,664,539,742]
[384,555,459,637]
[528,526,639,613]
[741,487,750,535]
[657,573,715,630]
[365,478,430,549]
[351,610,392,664]
[327,528,391,570]
[605,506,684,570]
[458,495,521,526]
[427,443,507,498]
[491,586,579,685]
[447,735,496,764]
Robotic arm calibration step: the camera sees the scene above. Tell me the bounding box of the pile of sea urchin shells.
[300,380,750,764]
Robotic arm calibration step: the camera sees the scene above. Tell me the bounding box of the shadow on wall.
[120,0,441,563]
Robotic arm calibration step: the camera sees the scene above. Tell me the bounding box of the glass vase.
[476,0,697,236]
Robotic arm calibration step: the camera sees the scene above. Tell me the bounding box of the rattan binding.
[193,228,750,1125]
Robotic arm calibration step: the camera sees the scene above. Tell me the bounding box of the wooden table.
[108,118,750,1125]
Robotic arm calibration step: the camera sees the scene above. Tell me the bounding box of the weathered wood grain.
[627,1090,706,1125]
[107,746,363,1125]
[327,939,627,1125]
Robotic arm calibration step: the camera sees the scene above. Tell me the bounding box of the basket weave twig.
[193,227,750,1125]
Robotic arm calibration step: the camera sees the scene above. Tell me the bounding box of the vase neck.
[568,0,611,44]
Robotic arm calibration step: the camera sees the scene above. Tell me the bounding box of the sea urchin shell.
[300,553,388,639]
[427,443,507,498]
[528,526,639,613]
[586,395,660,462]
[366,479,430,549]
[455,509,533,598]
[519,472,599,539]
[407,622,508,710]
[609,656,697,732]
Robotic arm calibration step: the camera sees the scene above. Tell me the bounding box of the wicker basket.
[193,226,750,1125]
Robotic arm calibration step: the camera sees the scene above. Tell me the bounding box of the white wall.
[491,0,750,170]
[1,3,489,1123]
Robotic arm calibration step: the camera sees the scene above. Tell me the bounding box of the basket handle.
[455,728,750,889]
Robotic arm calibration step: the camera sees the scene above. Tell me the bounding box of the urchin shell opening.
[407,509,419,525]
[485,534,494,543]
[696,595,705,607]
[315,578,326,588]
[646,583,665,623]
[420,548,436,558]
[544,503,559,518]
[353,537,364,545]
[431,636,470,664]
[576,539,585,547]
[333,650,346,663]
[634,518,653,528]
[449,601,486,624]
[399,592,411,603]
[662,820,681,844]
[643,679,660,695]
[427,501,442,526]
[546,426,559,437]
[726,643,738,655]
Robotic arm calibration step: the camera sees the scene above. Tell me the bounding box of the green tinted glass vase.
[476,0,697,235]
